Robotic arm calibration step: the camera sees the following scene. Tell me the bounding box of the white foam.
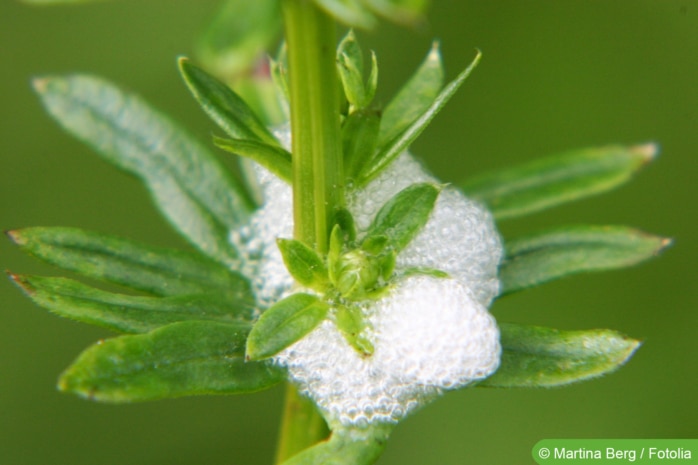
[230,127,503,425]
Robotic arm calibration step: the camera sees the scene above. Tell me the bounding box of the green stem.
[283,0,344,254]
[274,384,330,464]
[275,0,341,462]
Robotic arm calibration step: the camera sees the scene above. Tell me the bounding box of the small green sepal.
[336,30,378,110]
[335,304,374,356]
[332,208,358,244]
[246,293,330,361]
[277,239,331,292]
[399,266,449,279]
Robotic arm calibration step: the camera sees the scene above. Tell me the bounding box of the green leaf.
[33,75,249,266]
[281,424,393,465]
[378,41,443,148]
[479,323,641,388]
[359,50,480,184]
[233,77,288,128]
[20,0,105,3]
[178,58,278,145]
[246,293,330,361]
[331,208,358,244]
[336,30,376,109]
[59,321,284,402]
[335,304,374,356]
[364,0,429,26]
[366,51,378,105]
[342,109,381,180]
[460,143,658,220]
[269,51,291,120]
[364,183,440,252]
[196,0,282,78]
[338,30,365,77]
[6,227,250,297]
[328,225,345,285]
[277,239,330,291]
[313,0,377,29]
[500,225,671,295]
[338,53,367,109]
[9,274,255,334]
[214,136,293,183]
[399,266,449,279]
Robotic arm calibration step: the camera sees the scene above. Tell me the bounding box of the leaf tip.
[7,272,36,296]
[428,41,442,61]
[31,76,50,94]
[657,236,674,255]
[176,55,191,71]
[244,342,263,362]
[473,48,483,64]
[617,336,642,367]
[56,369,88,399]
[632,142,660,163]
[4,229,23,245]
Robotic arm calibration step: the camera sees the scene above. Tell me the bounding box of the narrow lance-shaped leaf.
[336,30,376,109]
[178,58,278,145]
[343,109,381,180]
[196,0,282,78]
[366,51,378,106]
[214,136,293,183]
[6,227,251,297]
[269,55,290,120]
[9,274,256,334]
[246,293,330,361]
[499,225,671,295]
[359,50,480,184]
[364,183,440,252]
[313,0,378,29]
[59,321,285,402]
[282,423,394,465]
[378,41,444,148]
[33,75,248,266]
[233,77,289,128]
[479,323,641,388]
[338,52,367,109]
[460,143,658,220]
[277,239,330,291]
[364,0,429,26]
[20,0,104,3]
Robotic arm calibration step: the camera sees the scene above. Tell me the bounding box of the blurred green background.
[1,1,696,464]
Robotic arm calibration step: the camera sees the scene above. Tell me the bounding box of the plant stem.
[275,0,341,462]
[274,384,330,464]
[283,0,344,254]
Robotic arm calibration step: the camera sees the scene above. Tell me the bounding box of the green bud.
[334,249,382,299]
